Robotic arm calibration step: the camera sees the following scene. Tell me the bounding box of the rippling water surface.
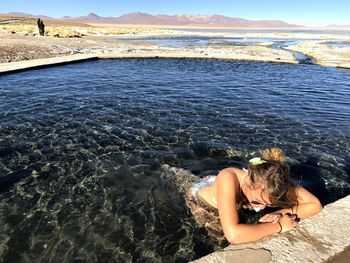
[0,59,350,262]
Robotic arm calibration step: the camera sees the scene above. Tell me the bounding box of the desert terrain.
[0,16,349,68]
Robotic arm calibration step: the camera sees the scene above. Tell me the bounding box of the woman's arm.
[259,185,323,224]
[278,186,323,219]
[216,169,296,243]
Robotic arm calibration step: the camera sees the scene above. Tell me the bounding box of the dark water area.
[0,59,350,262]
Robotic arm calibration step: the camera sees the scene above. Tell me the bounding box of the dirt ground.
[0,16,349,68]
[0,34,103,63]
[0,16,181,63]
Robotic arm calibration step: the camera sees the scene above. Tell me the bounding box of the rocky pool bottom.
[0,59,349,262]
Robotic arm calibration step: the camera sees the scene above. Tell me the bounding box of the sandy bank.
[0,33,296,66]
[0,24,349,68]
[286,41,350,68]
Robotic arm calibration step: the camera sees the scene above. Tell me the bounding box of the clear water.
[0,59,350,262]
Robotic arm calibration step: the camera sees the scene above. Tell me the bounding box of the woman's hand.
[260,212,298,233]
[259,212,282,224]
[278,214,298,233]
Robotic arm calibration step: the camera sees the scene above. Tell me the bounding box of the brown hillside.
[0,15,90,27]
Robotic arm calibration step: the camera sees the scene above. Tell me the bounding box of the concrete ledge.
[192,195,350,263]
[336,65,350,70]
[0,54,99,75]
[98,54,297,65]
[0,53,297,76]
[6,52,349,76]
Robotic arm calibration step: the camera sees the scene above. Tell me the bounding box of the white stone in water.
[103,125,113,132]
[31,170,39,178]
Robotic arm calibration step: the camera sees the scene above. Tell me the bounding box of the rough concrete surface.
[192,195,350,263]
[0,54,98,74]
[0,50,296,76]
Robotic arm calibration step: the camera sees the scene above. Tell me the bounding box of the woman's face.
[248,186,274,212]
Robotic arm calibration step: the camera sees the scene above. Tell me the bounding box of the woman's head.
[246,148,296,208]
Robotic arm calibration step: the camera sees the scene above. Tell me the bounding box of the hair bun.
[261,147,285,163]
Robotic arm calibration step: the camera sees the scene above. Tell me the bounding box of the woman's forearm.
[278,201,322,219]
[226,222,281,243]
[279,186,323,219]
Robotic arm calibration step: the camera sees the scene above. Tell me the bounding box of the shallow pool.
[0,59,350,262]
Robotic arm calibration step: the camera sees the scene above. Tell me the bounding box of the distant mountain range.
[2,12,349,28]
[3,12,54,20]
[1,12,300,27]
[62,12,299,27]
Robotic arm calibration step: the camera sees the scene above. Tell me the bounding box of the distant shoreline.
[86,22,350,31]
[0,23,349,68]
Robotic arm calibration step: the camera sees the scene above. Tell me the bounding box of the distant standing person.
[37,18,45,36]
[37,18,41,34]
[40,20,45,36]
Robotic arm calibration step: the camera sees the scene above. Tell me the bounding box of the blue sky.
[1,0,349,26]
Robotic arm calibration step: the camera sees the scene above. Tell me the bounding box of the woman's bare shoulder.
[218,167,245,176]
[216,167,244,185]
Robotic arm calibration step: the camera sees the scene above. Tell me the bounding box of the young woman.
[187,148,322,243]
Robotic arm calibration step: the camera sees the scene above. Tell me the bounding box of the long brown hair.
[247,148,297,208]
